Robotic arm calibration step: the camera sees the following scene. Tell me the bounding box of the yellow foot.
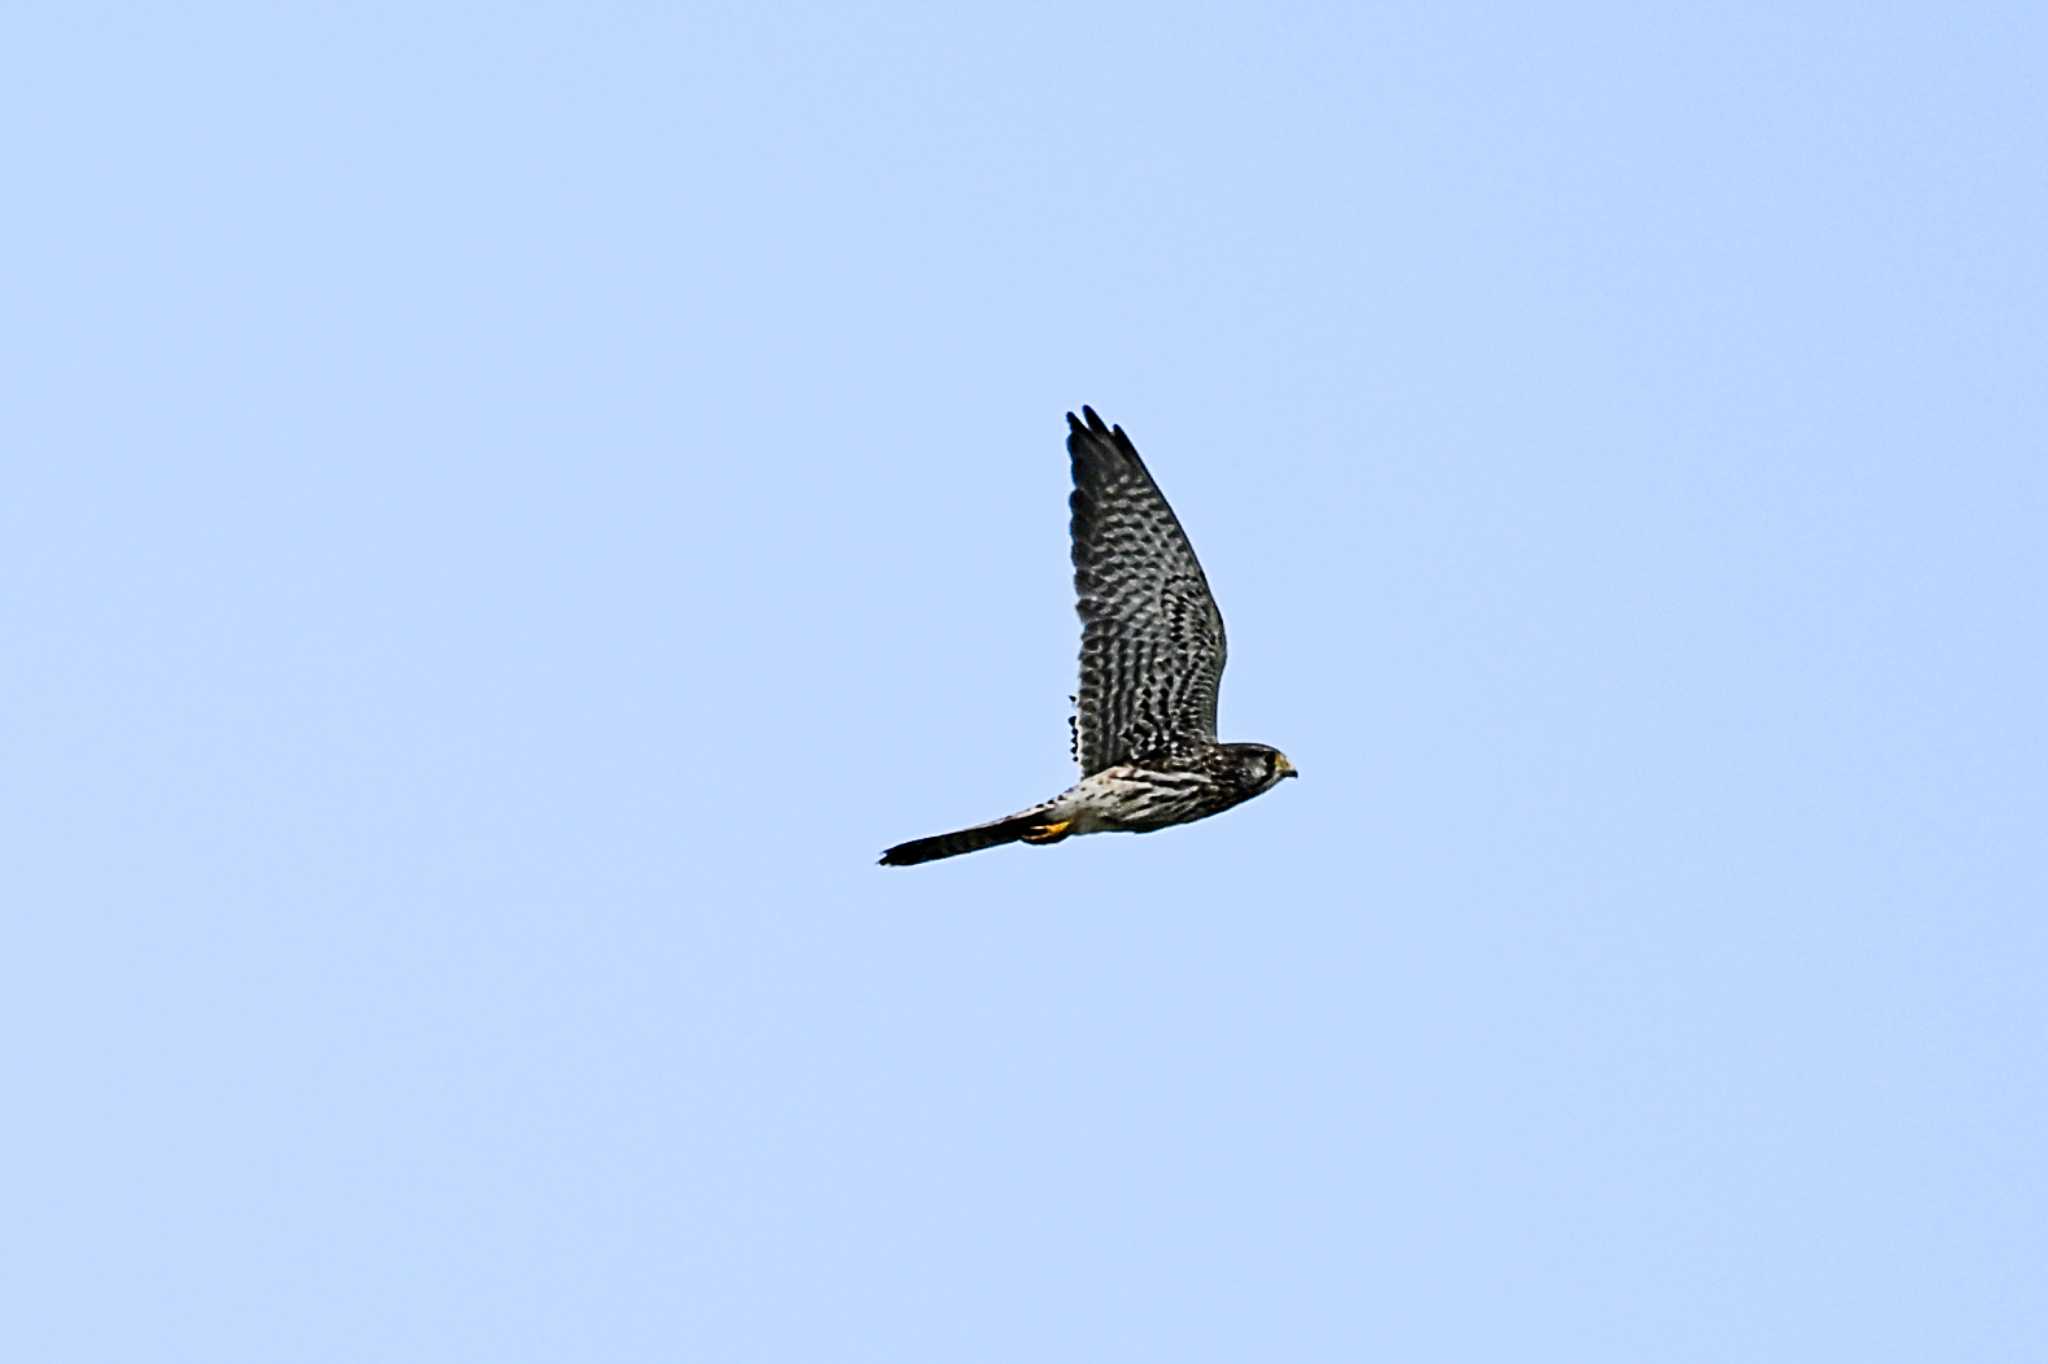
[1021,819,1073,844]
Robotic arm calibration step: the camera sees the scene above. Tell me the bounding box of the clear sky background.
[6,4,2044,1360]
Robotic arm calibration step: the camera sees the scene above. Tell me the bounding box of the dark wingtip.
[1067,405,1125,451]
[1066,405,1144,476]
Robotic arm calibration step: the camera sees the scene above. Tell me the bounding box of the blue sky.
[6,3,2044,1360]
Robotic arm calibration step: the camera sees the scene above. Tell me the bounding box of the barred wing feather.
[1066,407,1228,772]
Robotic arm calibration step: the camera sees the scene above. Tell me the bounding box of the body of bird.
[880,407,1295,866]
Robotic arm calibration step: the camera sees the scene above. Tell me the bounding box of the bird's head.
[1231,743,1298,792]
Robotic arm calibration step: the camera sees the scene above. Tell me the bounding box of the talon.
[1022,819,1073,844]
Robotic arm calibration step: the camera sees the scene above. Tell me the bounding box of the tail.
[879,808,1069,867]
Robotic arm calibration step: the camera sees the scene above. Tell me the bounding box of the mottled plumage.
[880,407,1295,867]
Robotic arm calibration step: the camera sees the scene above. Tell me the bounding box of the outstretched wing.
[1067,407,1227,772]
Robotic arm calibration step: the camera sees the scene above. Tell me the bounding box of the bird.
[879,406,1296,866]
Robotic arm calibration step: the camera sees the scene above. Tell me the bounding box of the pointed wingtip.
[1065,405,1144,473]
[1067,406,1123,451]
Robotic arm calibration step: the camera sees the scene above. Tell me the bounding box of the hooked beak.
[1276,755,1298,779]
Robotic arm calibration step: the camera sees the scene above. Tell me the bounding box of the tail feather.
[879,810,1056,867]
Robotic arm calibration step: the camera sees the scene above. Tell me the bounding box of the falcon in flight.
[880,407,1296,866]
